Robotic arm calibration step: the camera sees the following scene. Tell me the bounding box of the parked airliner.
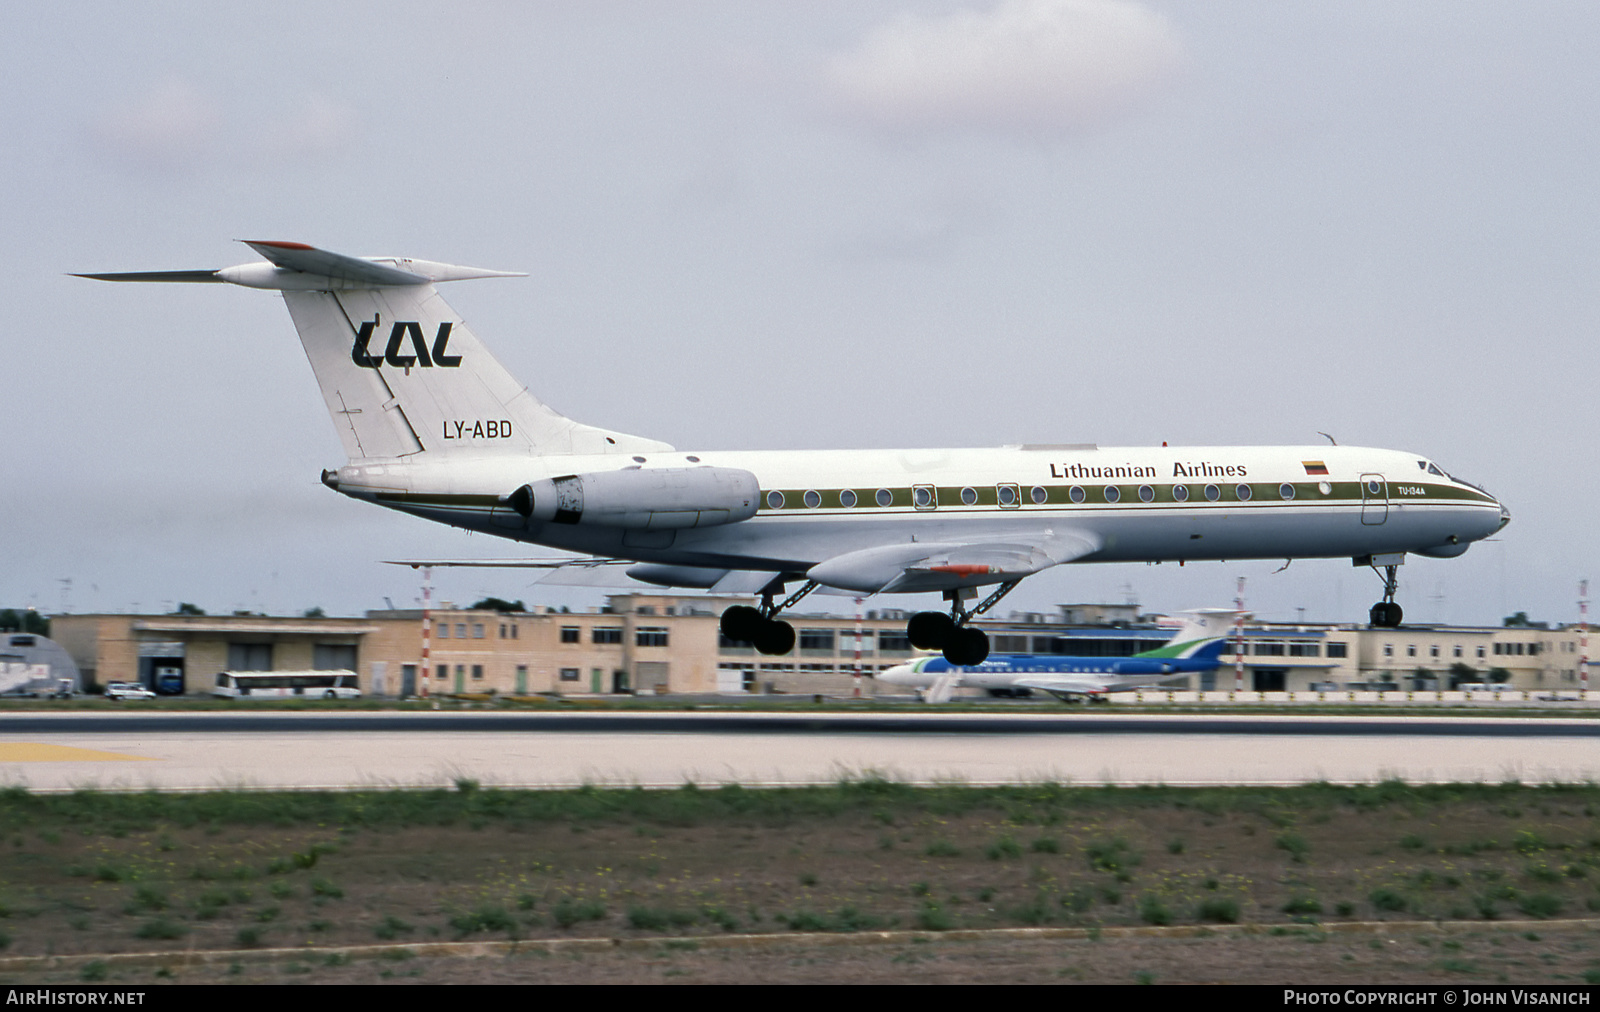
[877,609,1233,703]
[79,241,1510,665]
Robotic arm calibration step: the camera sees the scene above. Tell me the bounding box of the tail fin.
[1137,608,1243,659]
[78,240,672,462]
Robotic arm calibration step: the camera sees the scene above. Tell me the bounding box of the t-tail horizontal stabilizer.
[75,240,526,291]
[77,241,671,462]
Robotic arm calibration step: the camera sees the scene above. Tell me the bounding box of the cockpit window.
[1427,463,1445,476]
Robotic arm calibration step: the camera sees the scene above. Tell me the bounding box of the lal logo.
[351,317,462,369]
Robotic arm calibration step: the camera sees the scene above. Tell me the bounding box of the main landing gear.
[906,580,1023,667]
[719,580,818,655]
[1368,559,1404,628]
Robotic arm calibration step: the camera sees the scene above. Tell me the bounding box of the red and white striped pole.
[1580,579,1589,694]
[852,597,863,698]
[1233,576,1247,692]
[419,566,433,699]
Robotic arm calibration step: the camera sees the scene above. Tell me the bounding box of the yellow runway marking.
[0,743,156,763]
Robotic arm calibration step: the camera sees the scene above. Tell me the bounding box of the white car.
[104,682,157,701]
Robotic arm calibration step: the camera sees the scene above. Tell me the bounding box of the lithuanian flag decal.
[1302,461,1329,475]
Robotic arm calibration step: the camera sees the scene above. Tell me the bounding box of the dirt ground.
[2,783,1599,984]
[8,924,1600,985]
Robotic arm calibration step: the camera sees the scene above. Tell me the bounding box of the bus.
[211,670,362,699]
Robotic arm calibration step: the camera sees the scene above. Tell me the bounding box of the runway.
[1,711,1596,792]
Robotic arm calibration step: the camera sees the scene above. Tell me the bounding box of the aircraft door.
[1360,473,1388,525]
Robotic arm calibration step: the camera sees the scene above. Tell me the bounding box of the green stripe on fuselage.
[756,481,1494,512]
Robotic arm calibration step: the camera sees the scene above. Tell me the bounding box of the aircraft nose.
[1496,500,1511,532]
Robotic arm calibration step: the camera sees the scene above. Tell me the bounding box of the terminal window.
[227,643,272,671]
[878,632,911,652]
[799,629,835,651]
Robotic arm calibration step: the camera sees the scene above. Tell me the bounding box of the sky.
[3,1,1595,627]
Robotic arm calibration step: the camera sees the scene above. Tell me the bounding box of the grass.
[4,780,1600,960]
[450,903,518,937]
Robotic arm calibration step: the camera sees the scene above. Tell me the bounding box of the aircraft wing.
[378,559,796,594]
[382,557,624,570]
[809,529,1100,594]
[1012,674,1123,698]
[382,527,1100,597]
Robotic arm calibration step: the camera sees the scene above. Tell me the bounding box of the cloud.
[93,76,221,171]
[91,80,356,176]
[255,94,358,160]
[824,0,1184,139]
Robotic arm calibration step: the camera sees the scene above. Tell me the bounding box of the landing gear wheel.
[753,619,795,656]
[720,605,764,642]
[908,611,956,649]
[1369,601,1403,628]
[942,627,990,666]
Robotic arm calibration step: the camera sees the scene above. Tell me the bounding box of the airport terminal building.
[50,597,1589,698]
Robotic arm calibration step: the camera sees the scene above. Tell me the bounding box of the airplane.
[876,608,1234,703]
[78,241,1511,666]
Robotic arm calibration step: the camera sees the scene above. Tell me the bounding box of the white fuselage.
[330,442,1507,587]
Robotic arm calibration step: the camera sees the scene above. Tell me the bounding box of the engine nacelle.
[507,466,760,529]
